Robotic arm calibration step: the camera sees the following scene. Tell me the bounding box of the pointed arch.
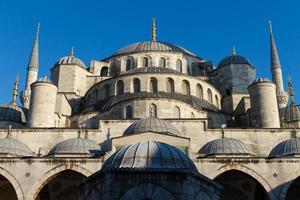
[149,77,158,93]
[100,66,108,76]
[173,106,180,118]
[176,59,182,72]
[159,57,166,68]
[149,103,157,117]
[0,167,24,200]
[142,57,149,67]
[133,78,141,93]
[196,84,203,99]
[166,78,175,93]
[182,80,190,95]
[207,89,213,104]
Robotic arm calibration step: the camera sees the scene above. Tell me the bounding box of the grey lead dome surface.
[269,137,300,158]
[113,41,195,56]
[218,55,252,68]
[48,137,102,156]
[0,104,28,123]
[123,117,181,136]
[198,137,253,156]
[0,137,33,157]
[102,141,198,174]
[54,55,86,68]
[280,104,300,123]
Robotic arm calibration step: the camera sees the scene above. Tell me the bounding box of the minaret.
[288,76,295,105]
[269,21,288,109]
[152,17,157,41]
[21,23,40,108]
[11,74,19,106]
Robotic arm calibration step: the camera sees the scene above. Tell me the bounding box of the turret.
[248,78,280,128]
[269,21,288,109]
[27,77,57,128]
[21,23,40,108]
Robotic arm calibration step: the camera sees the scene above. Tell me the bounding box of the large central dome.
[112,41,195,56]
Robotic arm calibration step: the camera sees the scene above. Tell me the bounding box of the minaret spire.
[268,20,288,109]
[232,46,236,56]
[288,76,295,105]
[11,74,19,106]
[21,23,40,108]
[152,17,157,42]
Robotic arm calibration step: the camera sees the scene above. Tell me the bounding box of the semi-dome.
[198,137,253,156]
[0,104,27,124]
[218,54,252,68]
[112,41,195,57]
[48,137,102,156]
[0,137,33,157]
[280,104,300,123]
[269,137,300,158]
[123,66,181,75]
[102,141,198,174]
[54,47,86,68]
[123,117,181,136]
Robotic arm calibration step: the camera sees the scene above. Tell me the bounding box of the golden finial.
[288,76,295,105]
[152,17,157,42]
[70,46,74,56]
[11,74,19,106]
[232,46,236,56]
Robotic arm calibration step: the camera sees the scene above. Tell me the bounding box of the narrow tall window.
[191,62,196,74]
[174,106,180,118]
[100,66,108,76]
[149,103,157,117]
[116,80,124,95]
[196,84,203,99]
[215,95,219,108]
[176,59,182,72]
[182,80,190,95]
[143,57,149,67]
[159,57,166,68]
[126,59,132,71]
[207,89,213,104]
[133,78,141,93]
[166,78,175,93]
[149,78,158,93]
[125,105,133,119]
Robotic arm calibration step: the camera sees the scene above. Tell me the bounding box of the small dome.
[280,104,300,123]
[218,55,252,68]
[113,41,195,57]
[48,137,102,156]
[123,67,181,75]
[102,141,198,174]
[123,117,181,136]
[54,48,86,68]
[0,137,33,157]
[269,137,300,158]
[0,104,27,124]
[198,137,253,156]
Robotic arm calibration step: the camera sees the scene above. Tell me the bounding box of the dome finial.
[152,17,157,42]
[70,46,74,56]
[288,76,295,105]
[11,74,19,106]
[232,46,236,56]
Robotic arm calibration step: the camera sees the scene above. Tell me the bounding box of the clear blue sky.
[0,0,299,104]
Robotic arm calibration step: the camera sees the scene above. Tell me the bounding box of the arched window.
[124,105,133,119]
[191,112,195,118]
[133,78,141,93]
[215,95,219,108]
[196,84,203,99]
[143,57,149,67]
[207,89,213,104]
[174,106,180,118]
[149,103,157,117]
[104,84,110,98]
[159,57,166,68]
[166,78,175,93]
[176,59,182,72]
[126,59,132,71]
[182,80,190,95]
[191,62,196,74]
[149,78,158,93]
[116,61,121,75]
[100,66,108,76]
[116,80,124,95]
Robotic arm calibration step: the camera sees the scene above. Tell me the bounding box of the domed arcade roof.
[280,104,300,123]
[0,104,27,124]
[112,41,195,57]
[0,137,33,157]
[102,141,198,174]
[269,137,300,158]
[123,117,181,136]
[54,47,86,68]
[198,137,253,156]
[48,137,102,156]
